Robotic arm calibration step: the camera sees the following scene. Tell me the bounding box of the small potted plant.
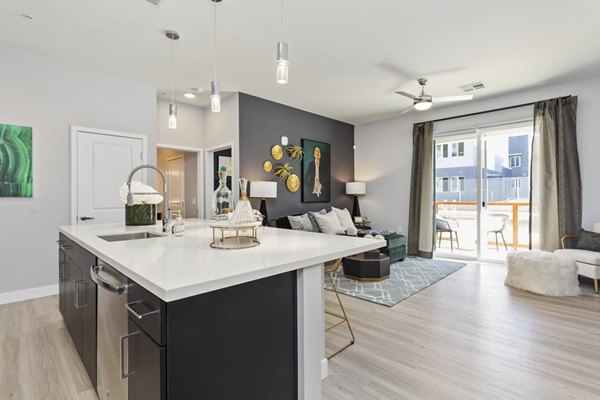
[119,182,164,226]
[285,145,304,160]
[274,163,293,180]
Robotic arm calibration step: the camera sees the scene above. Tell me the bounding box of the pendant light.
[166,30,180,129]
[276,0,289,84]
[210,0,222,112]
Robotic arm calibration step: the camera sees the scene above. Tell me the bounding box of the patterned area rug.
[324,257,466,307]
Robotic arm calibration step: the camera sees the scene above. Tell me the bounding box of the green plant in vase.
[285,145,304,161]
[274,163,293,181]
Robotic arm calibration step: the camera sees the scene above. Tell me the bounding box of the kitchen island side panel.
[166,271,298,400]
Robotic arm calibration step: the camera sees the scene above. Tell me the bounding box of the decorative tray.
[209,221,261,250]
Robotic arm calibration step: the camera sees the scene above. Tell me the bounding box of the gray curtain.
[408,121,434,258]
[529,96,581,251]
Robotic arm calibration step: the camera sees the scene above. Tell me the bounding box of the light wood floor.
[323,263,600,400]
[1,263,599,400]
[0,296,98,400]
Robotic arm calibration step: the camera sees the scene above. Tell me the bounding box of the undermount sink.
[98,232,163,242]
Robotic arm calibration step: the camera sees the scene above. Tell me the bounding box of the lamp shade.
[346,181,366,195]
[250,181,277,198]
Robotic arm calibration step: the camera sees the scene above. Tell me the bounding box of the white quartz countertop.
[59,219,385,302]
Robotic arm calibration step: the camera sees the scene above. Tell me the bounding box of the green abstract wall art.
[0,124,33,197]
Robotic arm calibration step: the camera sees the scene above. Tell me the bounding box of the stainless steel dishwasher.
[90,262,130,400]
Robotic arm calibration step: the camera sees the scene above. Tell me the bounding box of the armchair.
[554,223,600,293]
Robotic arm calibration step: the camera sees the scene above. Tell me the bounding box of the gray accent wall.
[239,93,354,219]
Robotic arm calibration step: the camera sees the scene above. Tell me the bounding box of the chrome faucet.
[126,164,170,233]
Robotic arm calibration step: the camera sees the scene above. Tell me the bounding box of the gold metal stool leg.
[325,271,355,359]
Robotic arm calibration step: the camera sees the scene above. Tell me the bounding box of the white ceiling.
[1,0,600,124]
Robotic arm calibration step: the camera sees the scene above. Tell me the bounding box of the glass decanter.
[211,169,234,220]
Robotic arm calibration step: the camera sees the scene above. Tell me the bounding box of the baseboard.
[0,284,58,305]
[321,357,328,380]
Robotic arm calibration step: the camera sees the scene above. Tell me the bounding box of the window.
[436,142,463,158]
[509,154,521,168]
[436,177,449,192]
[451,176,465,192]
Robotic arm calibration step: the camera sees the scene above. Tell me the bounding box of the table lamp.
[346,181,366,218]
[250,181,278,226]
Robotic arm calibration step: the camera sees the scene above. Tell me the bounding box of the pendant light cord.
[170,37,175,104]
[281,0,284,40]
[213,0,218,81]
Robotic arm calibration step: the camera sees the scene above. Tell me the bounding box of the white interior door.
[76,130,144,224]
[167,155,185,217]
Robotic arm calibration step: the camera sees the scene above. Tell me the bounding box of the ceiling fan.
[396,78,473,112]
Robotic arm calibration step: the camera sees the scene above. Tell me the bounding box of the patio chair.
[436,216,460,251]
[487,213,509,251]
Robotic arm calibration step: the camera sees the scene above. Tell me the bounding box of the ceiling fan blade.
[395,91,419,100]
[399,106,413,115]
[432,95,473,103]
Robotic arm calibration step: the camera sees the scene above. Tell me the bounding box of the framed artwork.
[0,124,32,197]
[302,139,330,203]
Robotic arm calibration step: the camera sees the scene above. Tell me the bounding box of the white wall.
[157,97,204,148]
[204,93,239,149]
[0,46,156,298]
[203,93,240,217]
[355,74,600,234]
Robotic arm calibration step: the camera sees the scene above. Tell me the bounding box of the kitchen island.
[58,219,385,400]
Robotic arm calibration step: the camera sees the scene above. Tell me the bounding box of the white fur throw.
[505,251,580,296]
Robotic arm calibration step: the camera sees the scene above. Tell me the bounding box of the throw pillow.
[575,228,600,252]
[287,214,314,232]
[332,207,355,234]
[346,225,358,236]
[312,210,346,235]
[307,209,327,232]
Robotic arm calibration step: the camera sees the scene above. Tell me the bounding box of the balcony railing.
[435,201,529,250]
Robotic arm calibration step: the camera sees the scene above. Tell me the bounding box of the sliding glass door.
[434,121,533,261]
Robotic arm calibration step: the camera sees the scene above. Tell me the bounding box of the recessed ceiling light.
[184,92,196,98]
[20,13,34,21]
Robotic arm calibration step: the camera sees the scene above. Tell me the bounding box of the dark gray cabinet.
[58,234,97,388]
[127,319,166,400]
[125,270,298,400]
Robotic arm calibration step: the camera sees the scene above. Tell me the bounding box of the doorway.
[204,142,234,218]
[156,145,203,219]
[433,121,533,261]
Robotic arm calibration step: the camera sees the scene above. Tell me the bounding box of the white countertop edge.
[58,226,386,302]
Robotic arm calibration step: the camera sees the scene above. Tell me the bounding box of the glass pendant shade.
[211,80,221,112]
[211,169,234,219]
[168,103,177,129]
[276,41,289,84]
[168,115,177,129]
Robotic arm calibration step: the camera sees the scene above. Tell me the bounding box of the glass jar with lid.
[211,167,234,220]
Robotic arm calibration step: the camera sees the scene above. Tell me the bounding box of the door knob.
[80,216,95,221]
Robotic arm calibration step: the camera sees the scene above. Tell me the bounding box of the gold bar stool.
[324,258,355,359]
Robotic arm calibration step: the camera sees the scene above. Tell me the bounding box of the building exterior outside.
[434,135,530,203]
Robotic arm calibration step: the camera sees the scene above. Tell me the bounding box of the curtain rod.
[422,95,572,124]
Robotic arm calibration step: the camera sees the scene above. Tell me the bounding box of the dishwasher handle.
[90,264,129,295]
